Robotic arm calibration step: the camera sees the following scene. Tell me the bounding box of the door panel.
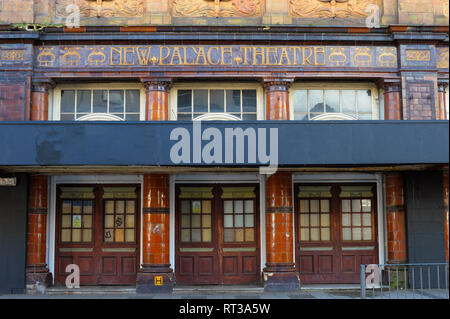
[175,184,260,285]
[296,184,378,284]
[55,185,140,286]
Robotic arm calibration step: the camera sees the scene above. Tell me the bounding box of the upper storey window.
[52,84,145,121]
[170,84,263,121]
[290,83,379,120]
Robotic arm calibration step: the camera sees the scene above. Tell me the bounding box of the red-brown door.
[175,184,260,285]
[55,185,140,286]
[295,184,378,284]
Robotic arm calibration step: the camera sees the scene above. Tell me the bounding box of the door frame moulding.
[292,173,386,267]
[47,175,143,285]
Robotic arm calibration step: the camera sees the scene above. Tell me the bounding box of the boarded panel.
[0,174,27,294]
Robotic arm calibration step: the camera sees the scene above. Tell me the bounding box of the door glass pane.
[61,229,71,242]
[310,228,320,241]
[224,200,233,213]
[245,200,254,213]
[342,213,351,226]
[224,229,234,242]
[105,215,114,228]
[234,214,243,227]
[310,200,319,213]
[226,90,241,112]
[300,228,309,241]
[325,90,339,112]
[181,229,190,242]
[210,90,224,112]
[104,229,114,242]
[83,229,92,242]
[109,90,124,113]
[321,214,330,227]
[342,200,351,212]
[352,199,361,212]
[116,201,124,214]
[126,229,135,242]
[76,90,91,113]
[182,215,190,227]
[93,90,107,113]
[310,214,319,227]
[342,227,351,240]
[126,201,135,214]
[300,200,309,212]
[202,200,211,214]
[72,229,81,242]
[245,229,254,242]
[321,228,330,241]
[234,200,243,214]
[84,201,92,214]
[321,200,330,212]
[362,213,372,226]
[362,199,371,212]
[202,229,212,242]
[235,229,244,242]
[192,201,201,214]
[105,201,114,214]
[115,229,124,242]
[191,229,201,242]
[115,215,124,228]
[191,215,201,228]
[224,215,233,228]
[83,215,92,228]
[363,228,372,240]
[181,200,190,214]
[126,215,135,228]
[352,228,362,241]
[202,215,211,228]
[194,90,208,113]
[61,90,75,113]
[352,213,361,226]
[62,215,71,227]
[300,214,309,227]
[245,214,254,227]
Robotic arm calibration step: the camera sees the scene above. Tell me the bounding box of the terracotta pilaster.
[26,175,52,288]
[438,82,448,120]
[384,81,402,120]
[264,79,293,121]
[142,78,172,121]
[31,80,54,121]
[443,169,449,262]
[385,173,408,263]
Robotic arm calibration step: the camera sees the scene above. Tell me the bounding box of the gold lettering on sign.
[0,50,26,61]
[207,47,220,65]
[135,47,153,66]
[406,50,431,62]
[437,48,449,69]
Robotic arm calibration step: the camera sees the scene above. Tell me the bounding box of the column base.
[136,265,174,294]
[26,266,52,293]
[263,264,300,292]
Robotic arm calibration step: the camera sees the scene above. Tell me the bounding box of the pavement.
[0,285,448,299]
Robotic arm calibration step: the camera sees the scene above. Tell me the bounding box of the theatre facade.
[0,0,449,294]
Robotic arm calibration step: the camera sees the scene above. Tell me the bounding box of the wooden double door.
[295,184,379,284]
[55,185,140,286]
[175,184,260,285]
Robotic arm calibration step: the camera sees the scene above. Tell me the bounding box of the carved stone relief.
[289,0,380,19]
[173,0,262,18]
[54,0,145,18]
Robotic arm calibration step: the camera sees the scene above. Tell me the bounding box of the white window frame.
[169,83,264,120]
[289,82,380,120]
[51,83,146,121]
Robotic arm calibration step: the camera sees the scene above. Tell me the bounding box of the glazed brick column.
[142,79,172,121]
[385,173,408,263]
[26,175,52,288]
[264,79,293,120]
[263,77,299,291]
[443,169,449,262]
[31,80,54,121]
[438,83,448,120]
[137,78,173,293]
[384,81,402,120]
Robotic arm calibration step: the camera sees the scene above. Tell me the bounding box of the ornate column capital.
[31,78,55,93]
[141,78,172,93]
[381,79,402,93]
[438,81,448,93]
[263,77,294,92]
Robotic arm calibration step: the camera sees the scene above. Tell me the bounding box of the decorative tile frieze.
[289,0,381,19]
[173,0,263,18]
[54,0,145,18]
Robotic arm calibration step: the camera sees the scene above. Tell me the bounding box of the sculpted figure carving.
[289,0,380,18]
[173,0,262,18]
[54,0,145,18]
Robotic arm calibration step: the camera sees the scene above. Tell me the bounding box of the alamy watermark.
[170,120,279,176]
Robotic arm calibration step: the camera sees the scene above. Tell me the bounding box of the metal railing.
[360,263,449,299]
